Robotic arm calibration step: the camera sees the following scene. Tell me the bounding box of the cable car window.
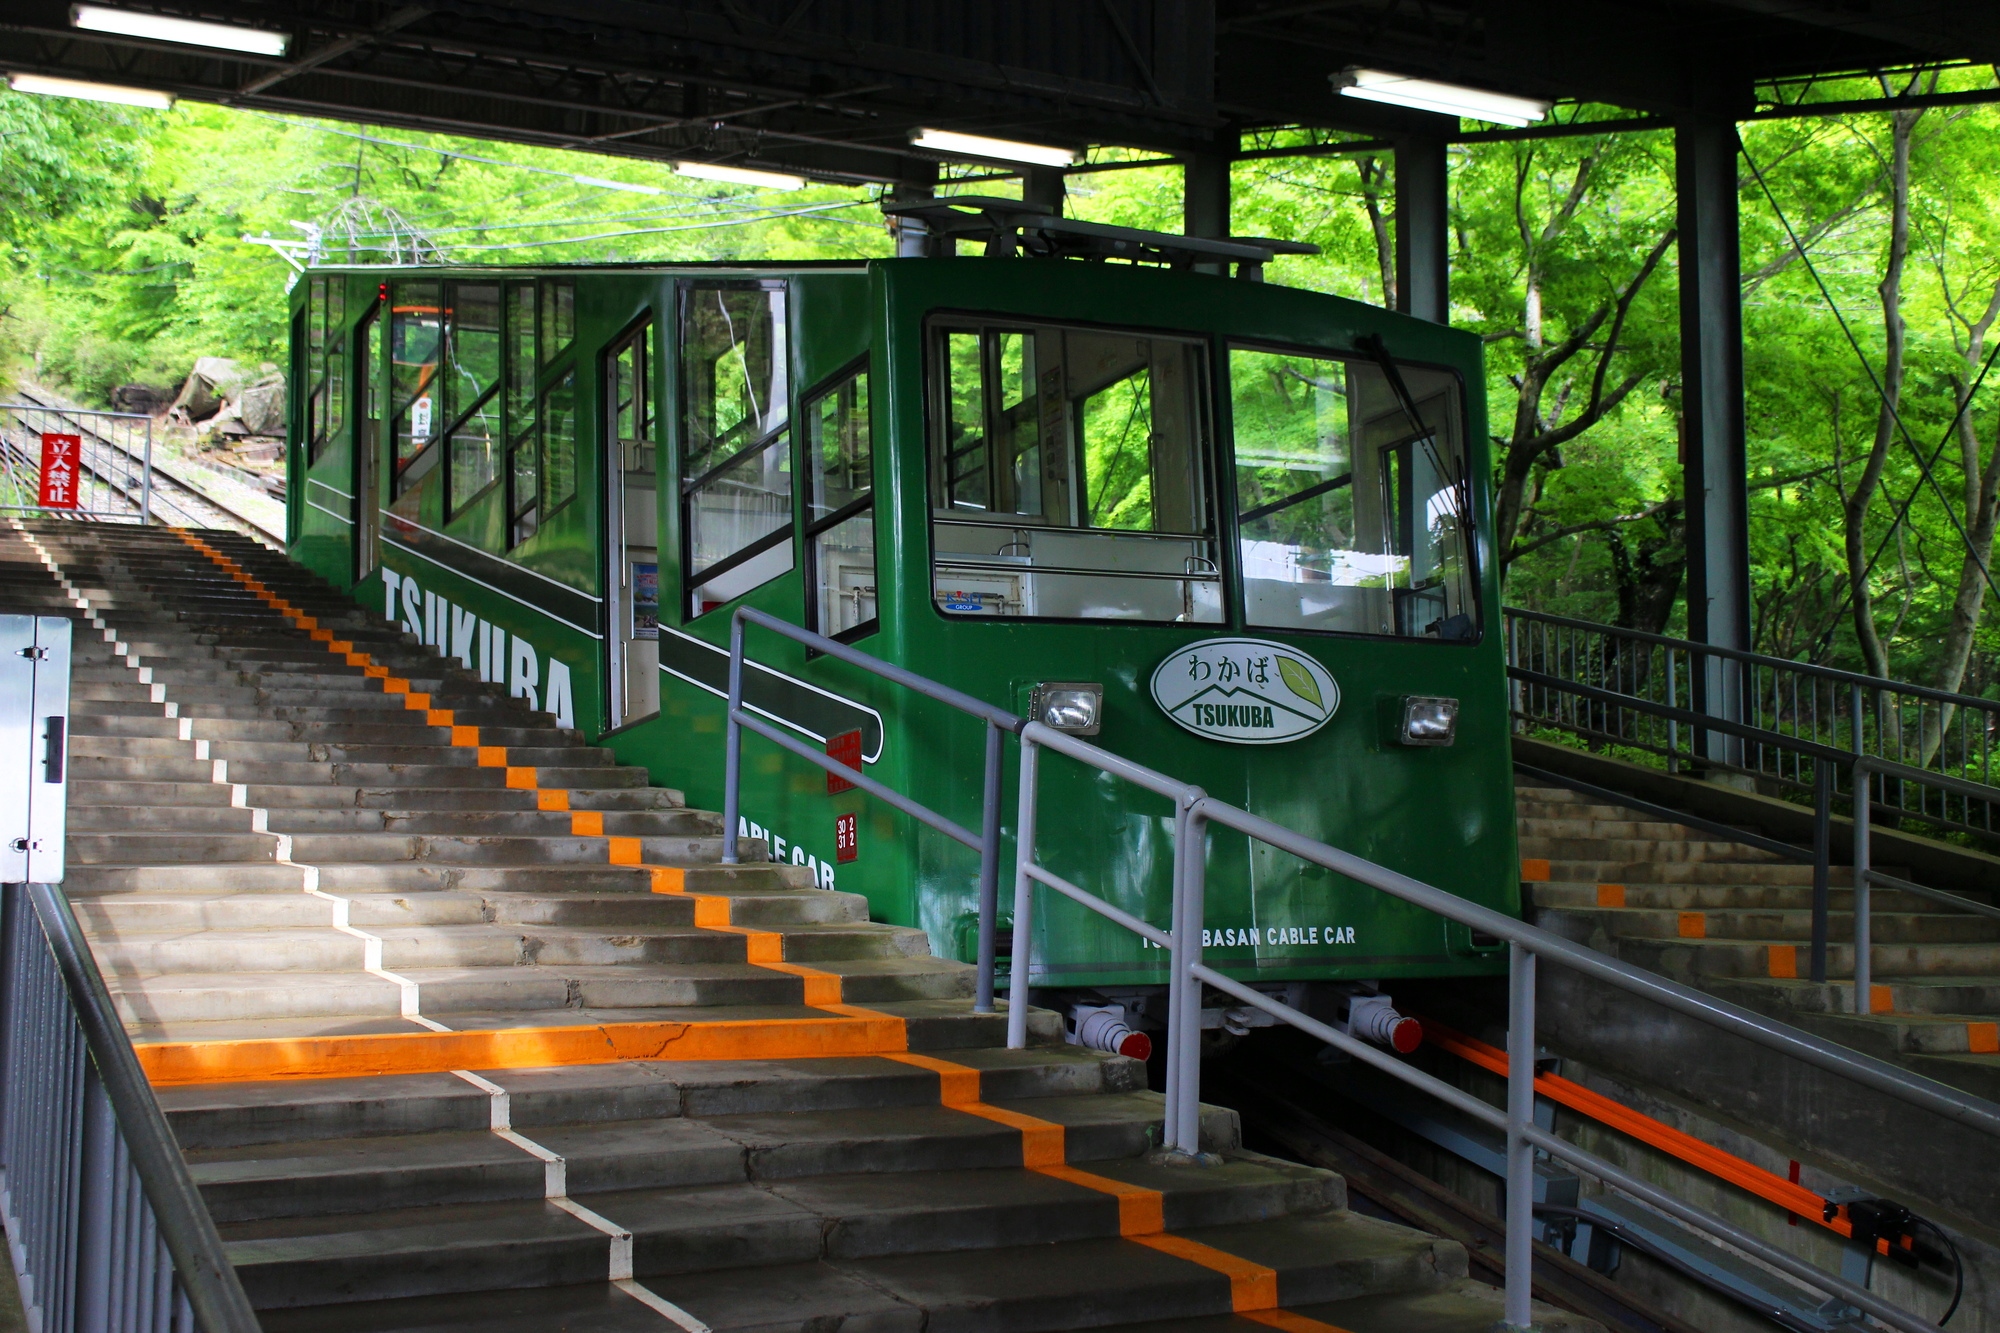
[681,281,793,619]
[805,364,874,638]
[305,277,346,464]
[540,369,577,518]
[927,317,1218,624]
[390,280,443,493]
[540,278,574,361]
[1229,344,1475,640]
[443,282,502,514]
[505,282,538,545]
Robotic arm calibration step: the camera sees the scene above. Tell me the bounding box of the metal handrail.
[719,606,1024,1010]
[2,882,259,1331]
[1507,605,2000,713]
[1505,606,2000,841]
[1001,721,1981,1333]
[714,611,1985,1333]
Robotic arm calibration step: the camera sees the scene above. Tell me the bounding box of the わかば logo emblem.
[1149,638,1339,744]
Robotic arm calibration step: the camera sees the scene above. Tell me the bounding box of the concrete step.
[1532,879,1959,913]
[1541,904,2000,945]
[190,1091,1245,1223]
[126,997,1039,1054]
[161,1046,1136,1148]
[109,952,972,1024]
[223,1174,1430,1314]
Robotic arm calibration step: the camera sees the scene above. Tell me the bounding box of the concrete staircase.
[1520,780,2000,1101]
[5,518,1592,1333]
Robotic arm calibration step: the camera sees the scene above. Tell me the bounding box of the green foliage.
[12,80,2000,694]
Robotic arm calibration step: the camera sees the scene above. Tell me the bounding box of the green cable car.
[287,199,1516,1049]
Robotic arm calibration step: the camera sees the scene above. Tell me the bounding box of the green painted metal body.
[288,256,1516,990]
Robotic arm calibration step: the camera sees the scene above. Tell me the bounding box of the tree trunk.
[1843,107,1920,679]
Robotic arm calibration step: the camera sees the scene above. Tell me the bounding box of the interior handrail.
[13,881,261,1332]
[1505,604,2000,714]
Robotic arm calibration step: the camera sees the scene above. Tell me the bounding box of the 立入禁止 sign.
[1149,637,1339,744]
[38,433,81,510]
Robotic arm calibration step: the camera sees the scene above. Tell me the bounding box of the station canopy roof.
[5,1,2000,186]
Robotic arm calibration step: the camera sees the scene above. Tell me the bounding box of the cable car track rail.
[714,604,1992,1333]
[1,388,284,545]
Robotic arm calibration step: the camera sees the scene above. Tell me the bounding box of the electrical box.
[0,615,70,884]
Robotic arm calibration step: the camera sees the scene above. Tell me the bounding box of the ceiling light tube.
[673,160,805,190]
[1334,68,1550,128]
[8,72,174,109]
[71,5,290,57]
[574,175,665,196]
[910,128,1076,168]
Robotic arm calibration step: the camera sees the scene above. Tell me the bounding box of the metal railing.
[714,606,1998,1333]
[1506,605,2000,840]
[1506,606,2000,1011]
[719,607,1019,1012]
[1,883,259,1332]
[0,403,155,526]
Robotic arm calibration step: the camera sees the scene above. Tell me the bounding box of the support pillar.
[1184,150,1230,238]
[890,166,938,257]
[1022,167,1066,216]
[1394,135,1449,322]
[1675,114,1751,765]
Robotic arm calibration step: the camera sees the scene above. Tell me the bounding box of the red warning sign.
[835,812,858,863]
[38,433,80,510]
[825,728,862,794]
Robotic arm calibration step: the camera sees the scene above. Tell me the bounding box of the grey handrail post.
[1005,734,1041,1049]
[1853,758,1873,1016]
[1166,795,1206,1157]
[141,418,154,526]
[1810,758,1831,983]
[720,618,745,865]
[973,719,1004,1013]
[1504,943,1536,1331]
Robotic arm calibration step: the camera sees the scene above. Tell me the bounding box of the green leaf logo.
[1276,656,1323,712]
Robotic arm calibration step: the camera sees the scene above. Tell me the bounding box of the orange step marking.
[1767,945,1798,979]
[537,788,570,812]
[1520,858,1550,882]
[505,767,539,789]
[1596,884,1625,908]
[1869,985,1893,1015]
[571,811,604,837]
[477,746,509,767]
[137,1013,911,1085]
[1132,1234,1280,1311]
[451,726,481,746]
[1676,912,1706,939]
[1969,1023,1999,1054]
[607,837,643,865]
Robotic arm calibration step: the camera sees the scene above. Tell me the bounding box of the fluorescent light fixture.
[8,72,173,109]
[574,175,665,196]
[72,4,289,56]
[673,160,805,190]
[1335,68,1550,128]
[910,128,1076,168]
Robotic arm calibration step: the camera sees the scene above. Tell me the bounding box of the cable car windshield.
[1230,343,1474,640]
[927,316,1221,623]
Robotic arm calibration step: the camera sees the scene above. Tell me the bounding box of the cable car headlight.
[1031,682,1103,736]
[1398,695,1459,746]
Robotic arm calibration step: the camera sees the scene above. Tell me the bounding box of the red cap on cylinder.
[1389,1017,1424,1054]
[1118,1031,1153,1061]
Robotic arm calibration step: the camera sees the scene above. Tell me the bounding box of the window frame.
[802,356,878,643]
[677,278,794,622]
[921,308,1223,629]
[439,280,506,520]
[1223,336,1482,645]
